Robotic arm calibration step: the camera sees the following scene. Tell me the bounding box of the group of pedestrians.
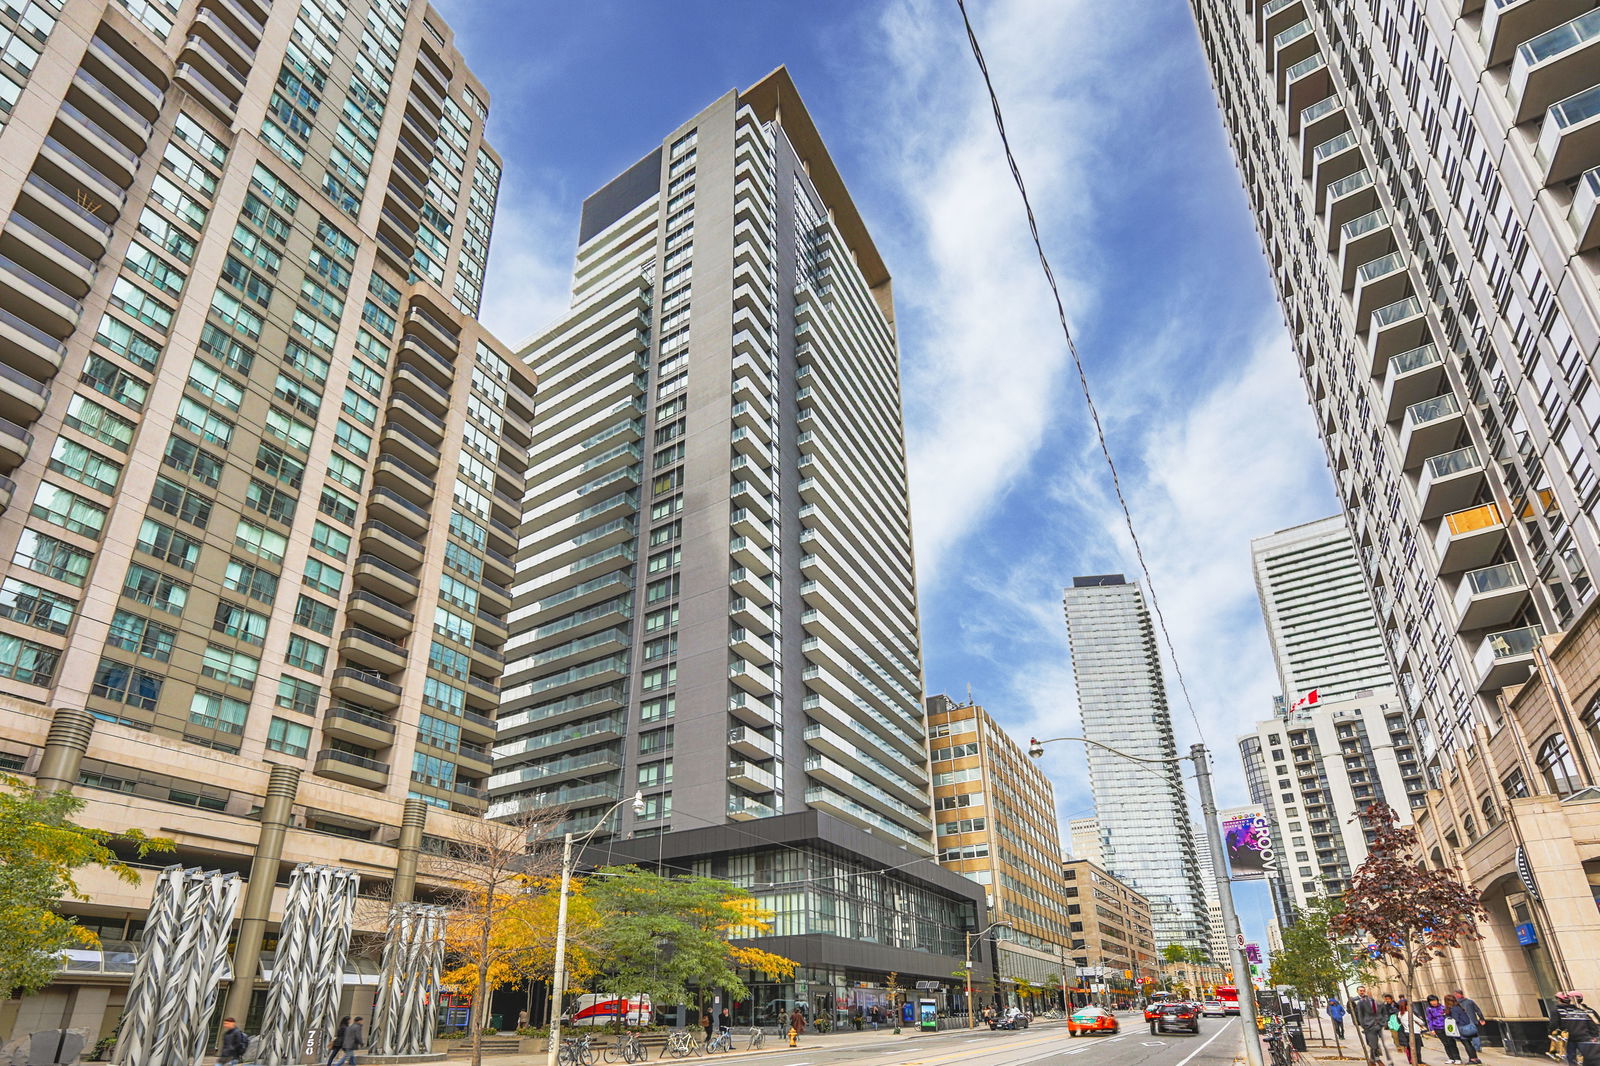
[1553,991,1600,1066]
[1334,986,1485,1066]
[213,1015,364,1066]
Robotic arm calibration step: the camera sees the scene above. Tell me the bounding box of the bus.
[1215,987,1240,1015]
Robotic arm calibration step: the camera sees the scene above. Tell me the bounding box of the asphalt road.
[753,1014,1245,1066]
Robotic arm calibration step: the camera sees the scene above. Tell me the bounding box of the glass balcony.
[1510,9,1600,123]
[1473,624,1543,691]
[1434,502,1507,574]
[1570,166,1600,251]
[1368,296,1429,374]
[1383,343,1442,418]
[1537,83,1600,183]
[1454,561,1529,630]
[1417,445,1485,519]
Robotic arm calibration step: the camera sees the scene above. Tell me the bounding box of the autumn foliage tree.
[0,776,172,997]
[1330,803,1487,1066]
[585,865,797,1008]
[427,809,567,1066]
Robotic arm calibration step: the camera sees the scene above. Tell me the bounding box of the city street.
[666,1016,1244,1066]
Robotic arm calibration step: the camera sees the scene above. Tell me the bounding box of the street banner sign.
[1222,810,1277,880]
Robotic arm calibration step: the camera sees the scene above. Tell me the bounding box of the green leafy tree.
[0,776,172,997]
[1331,803,1487,1066]
[585,866,796,1006]
[1269,896,1363,1055]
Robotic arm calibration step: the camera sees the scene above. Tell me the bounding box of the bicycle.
[704,1028,734,1054]
[1262,1023,1305,1066]
[746,1028,765,1051]
[666,1030,700,1059]
[558,1035,597,1066]
[601,1031,644,1064]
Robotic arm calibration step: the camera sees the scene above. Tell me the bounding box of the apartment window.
[186,360,243,410]
[1536,734,1582,795]
[94,314,163,370]
[304,558,342,596]
[294,594,337,635]
[310,521,351,560]
[334,420,371,457]
[647,547,681,575]
[214,600,269,645]
[163,436,223,488]
[643,635,676,662]
[644,605,679,633]
[246,479,297,525]
[0,579,75,634]
[638,760,674,788]
[176,396,233,446]
[200,322,256,372]
[428,640,470,680]
[49,439,122,494]
[107,610,176,662]
[649,521,681,547]
[286,634,327,671]
[318,486,358,526]
[120,565,186,616]
[150,476,211,528]
[444,542,483,581]
[256,443,306,489]
[201,645,260,688]
[15,530,92,586]
[82,354,149,411]
[137,519,201,569]
[639,727,673,755]
[275,676,319,716]
[32,482,108,537]
[423,677,464,714]
[640,695,675,722]
[65,396,135,451]
[92,658,161,709]
[224,559,278,605]
[0,632,57,688]
[438,574,477,612]
[265,408,313,452]
[274,373,322,417]
[235,520,287,562]
[189,690,248,735]
[645,575,679,604]
[267,717,312,758]
[650,495,683,521]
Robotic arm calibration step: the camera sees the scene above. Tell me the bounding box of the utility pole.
[1192,743,1266,1066]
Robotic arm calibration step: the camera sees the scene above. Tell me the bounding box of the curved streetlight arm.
[1028,735,1186,766]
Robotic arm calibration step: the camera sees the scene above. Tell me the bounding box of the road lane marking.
[1174,1024,1234,1066]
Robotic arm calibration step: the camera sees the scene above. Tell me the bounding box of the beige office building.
[0,0,529,1042]
[927,694,1074,1006]
[1060,858,1156,1004]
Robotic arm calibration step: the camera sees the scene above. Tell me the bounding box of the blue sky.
[437,0,1338,947]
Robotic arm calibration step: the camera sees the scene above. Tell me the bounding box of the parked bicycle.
[1262,1023,1304,1066]
[601,1031,644,1064]
[558,1035,597,1066]
[704,1028,734,1054]
[666,1030,701,1059]
[746,1027,765,1051]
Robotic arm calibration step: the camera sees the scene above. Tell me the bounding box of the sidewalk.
[1300,1036,1527,1066]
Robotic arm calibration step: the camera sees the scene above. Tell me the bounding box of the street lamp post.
[1029,736,1266,1066]
[545,791,646,1066]
[965,920,1012,1029]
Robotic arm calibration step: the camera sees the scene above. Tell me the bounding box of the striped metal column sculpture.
[373,904,446,1055]
[255,865,361,1066]
[116,866,241,1066]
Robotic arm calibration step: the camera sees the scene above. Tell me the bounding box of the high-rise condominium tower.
[1252,516,1396,704]
[496,69,983,1005]
[0,0,530,1037]
[1187,1,1599,766]
[1191,0,1600,1014]
[1063,575,1209,951]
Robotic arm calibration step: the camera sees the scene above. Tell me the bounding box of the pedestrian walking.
[1354,986,1394,1066]
[1398,999,1428,1064]
[700,1012,712,1044]
[327,1017,350,1066]
[1425,996,1456,1064]
[1556,992,1597,1066]
[788,1008,804,1048]
[216,1018,248,1066]
[517,1010,529,1031]
[1330,998,1348,1041]
[1453,990,1485,1065]
[332,1018,363,1066]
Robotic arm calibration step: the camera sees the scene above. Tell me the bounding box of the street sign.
[1236,933,1245,946]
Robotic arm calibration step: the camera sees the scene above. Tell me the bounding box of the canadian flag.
[1290,689,1320,710]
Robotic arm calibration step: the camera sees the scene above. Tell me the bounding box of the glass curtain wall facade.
[496,68,932,851]
[1062,575,1209,951]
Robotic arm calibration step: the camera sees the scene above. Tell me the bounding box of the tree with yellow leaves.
[0,775,172,997]
[586,866,796,1008]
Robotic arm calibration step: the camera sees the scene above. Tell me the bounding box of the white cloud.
[866,0,1133,583]
[476,173,576,350]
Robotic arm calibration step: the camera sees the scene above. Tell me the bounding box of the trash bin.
[1285,1011,1306,1053]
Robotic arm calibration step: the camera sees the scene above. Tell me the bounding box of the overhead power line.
[954,0,1205,741]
